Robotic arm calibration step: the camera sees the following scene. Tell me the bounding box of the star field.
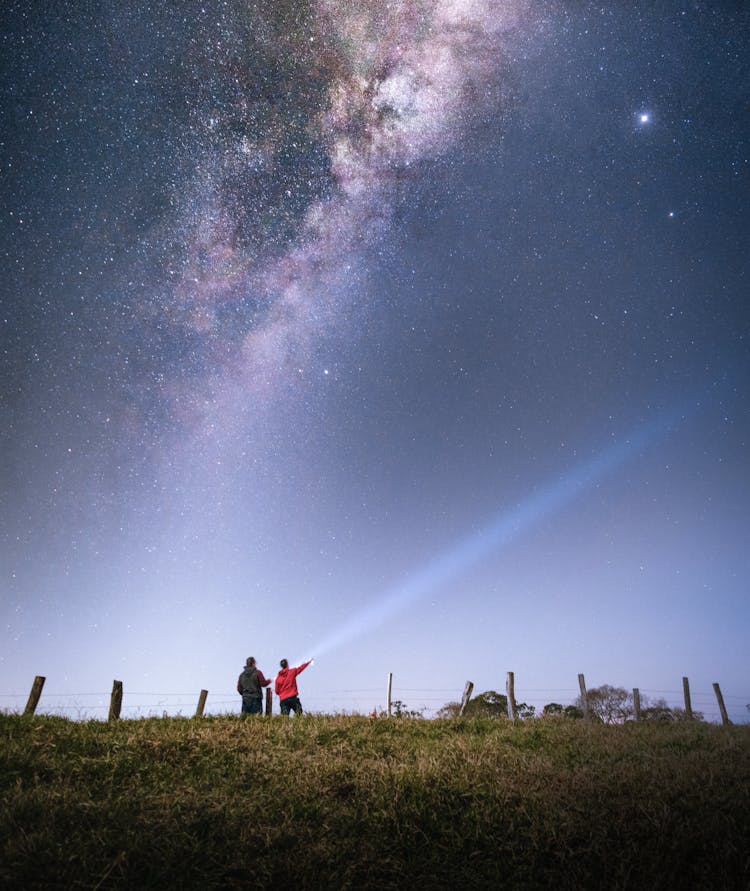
[1,1,748,719]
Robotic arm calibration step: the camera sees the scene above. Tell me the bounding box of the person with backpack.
[237,656,271,715]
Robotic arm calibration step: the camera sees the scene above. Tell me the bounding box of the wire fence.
[1,683,748,723]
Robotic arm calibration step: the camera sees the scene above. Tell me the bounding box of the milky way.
[157,0,528,413]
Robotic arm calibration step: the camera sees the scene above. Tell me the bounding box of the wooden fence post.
[682,676,693,720]
[108,680,123,722]
[387,672,393,717]
[459,681,474,717]
[506,671,517,720]
[578,674,590,721]
[265,687,272,716]
[713,682,732,726]
[633,688,641,721]
[195,689,208,718]
[24,676,46,716]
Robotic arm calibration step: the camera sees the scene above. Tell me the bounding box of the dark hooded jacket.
[237,664,270,697]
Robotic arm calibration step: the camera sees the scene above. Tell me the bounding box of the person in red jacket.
[275,658,312,715]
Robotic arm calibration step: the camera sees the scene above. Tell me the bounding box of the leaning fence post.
[24,676,46,716]
[713,682,732,726]
[633,688,641,721]
[506,671,517,720]
[108,680,123,722]
[578,674,590,721]
[459,681,474,716]
[195,689,208,718]
[265,687,272,716]
[682,676,693,720]
[387,672,393,717]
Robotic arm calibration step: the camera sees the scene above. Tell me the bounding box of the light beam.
[311,406,691,658]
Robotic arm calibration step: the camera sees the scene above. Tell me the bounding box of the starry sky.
[2,1,748,721]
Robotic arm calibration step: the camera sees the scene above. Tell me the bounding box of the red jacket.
[275,661,311,700]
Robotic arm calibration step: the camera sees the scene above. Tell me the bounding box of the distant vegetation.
[436,684,701,722]
[2,713,748,889]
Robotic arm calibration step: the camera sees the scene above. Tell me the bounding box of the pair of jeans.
[280,695,302,715]
[241,693,263,715]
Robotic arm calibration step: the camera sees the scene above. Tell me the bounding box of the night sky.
[2,1,748,721]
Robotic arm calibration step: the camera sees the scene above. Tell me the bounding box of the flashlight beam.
[312,405,692,659]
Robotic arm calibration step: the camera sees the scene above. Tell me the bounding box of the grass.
[1,713,749,889]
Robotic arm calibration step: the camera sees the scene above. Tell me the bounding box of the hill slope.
[2,714,749,889]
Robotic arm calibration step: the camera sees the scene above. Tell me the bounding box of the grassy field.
[1,713,749,889]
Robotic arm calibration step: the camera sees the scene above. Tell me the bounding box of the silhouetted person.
[275,658,312,715]
[237,656,271,715]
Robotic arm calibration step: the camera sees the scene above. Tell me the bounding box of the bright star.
[639,112,650,124]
